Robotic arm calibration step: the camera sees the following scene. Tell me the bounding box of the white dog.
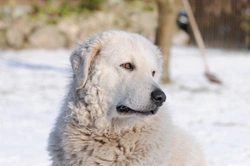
[48,31,207,166]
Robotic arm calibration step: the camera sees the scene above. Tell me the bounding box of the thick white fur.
[48,31,207,166]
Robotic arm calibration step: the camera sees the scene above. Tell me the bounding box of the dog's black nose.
[151,89,166,106]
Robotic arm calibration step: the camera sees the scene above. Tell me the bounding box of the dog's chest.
[65,130,164,165]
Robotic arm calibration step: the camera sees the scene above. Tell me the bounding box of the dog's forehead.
[101,34,160,67]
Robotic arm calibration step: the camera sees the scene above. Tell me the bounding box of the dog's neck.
[65,81,127,134]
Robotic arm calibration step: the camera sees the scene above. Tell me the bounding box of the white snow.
[0,46,249,166]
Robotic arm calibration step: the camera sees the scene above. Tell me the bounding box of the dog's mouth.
[116,105,159,116]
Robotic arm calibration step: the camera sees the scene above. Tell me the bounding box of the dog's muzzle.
[116,89,166,116]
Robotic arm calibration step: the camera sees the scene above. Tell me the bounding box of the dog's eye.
[120,63,133,71]
[152,71,155,77]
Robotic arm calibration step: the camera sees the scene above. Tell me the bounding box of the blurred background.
[0,0,250,166]
[0,0,249,49]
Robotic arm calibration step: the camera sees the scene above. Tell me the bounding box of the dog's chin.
[116,105,159,117]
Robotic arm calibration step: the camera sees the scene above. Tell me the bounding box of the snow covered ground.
[0,46,249,166]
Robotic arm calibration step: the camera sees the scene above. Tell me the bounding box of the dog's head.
[70,31,166,123]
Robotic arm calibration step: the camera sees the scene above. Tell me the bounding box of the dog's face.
[71,31,166,122]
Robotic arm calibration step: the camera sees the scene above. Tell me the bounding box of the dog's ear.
[70,34,102,90]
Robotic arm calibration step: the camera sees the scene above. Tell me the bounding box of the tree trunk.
[155,0,179,83]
